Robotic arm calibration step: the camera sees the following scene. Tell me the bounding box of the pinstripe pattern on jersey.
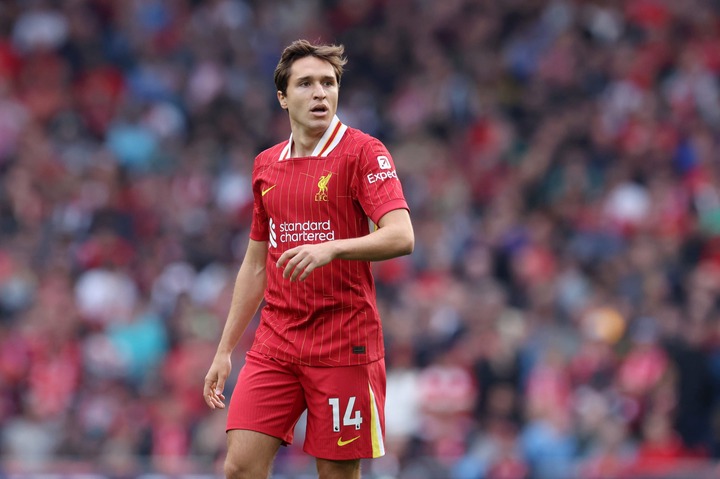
[248,120,408,367]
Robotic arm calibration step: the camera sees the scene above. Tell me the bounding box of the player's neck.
[290,130,323,158]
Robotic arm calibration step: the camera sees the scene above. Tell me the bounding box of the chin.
[308,117,331,129]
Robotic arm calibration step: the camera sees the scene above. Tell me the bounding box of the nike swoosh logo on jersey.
[337,436,360,447]
[261,185,276,196]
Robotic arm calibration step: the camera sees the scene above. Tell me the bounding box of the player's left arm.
[277,208,414,281]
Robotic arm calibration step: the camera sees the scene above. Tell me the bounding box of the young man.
[203,39,414,479]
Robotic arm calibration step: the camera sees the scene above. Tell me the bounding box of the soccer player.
[202,39,414,479]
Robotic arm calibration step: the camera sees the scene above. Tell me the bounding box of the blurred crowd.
[1,0,720,478]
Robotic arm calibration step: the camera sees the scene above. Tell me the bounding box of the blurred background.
[1,0,720,478]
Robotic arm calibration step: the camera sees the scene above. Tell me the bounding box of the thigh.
[300,359,386,460]
[225,429,282,479]
[226,351,307,445]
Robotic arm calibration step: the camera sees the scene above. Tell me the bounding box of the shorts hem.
[226,425,292,446]
[304,446,385,461]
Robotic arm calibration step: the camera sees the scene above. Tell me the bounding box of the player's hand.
[277,243,336,281]
[203,355,231,410]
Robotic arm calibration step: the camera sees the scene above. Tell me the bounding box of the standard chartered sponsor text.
[278,219,335,243]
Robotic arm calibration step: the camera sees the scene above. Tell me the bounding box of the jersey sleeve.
[249,160,269,242]
[353,138,409,224]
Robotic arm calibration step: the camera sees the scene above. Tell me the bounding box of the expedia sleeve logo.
[367,170,398,183]
[367,155,398,183]
[377,155,391,170]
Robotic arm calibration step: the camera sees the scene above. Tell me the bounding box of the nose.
[312,82,326,99]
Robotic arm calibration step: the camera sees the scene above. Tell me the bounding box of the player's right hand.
[203,355,231,409]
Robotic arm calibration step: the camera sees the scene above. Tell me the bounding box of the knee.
[224,456,271,479]
[316,458,361,479]
[223,457,245,479]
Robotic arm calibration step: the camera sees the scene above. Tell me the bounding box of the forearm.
[333,209,414,262]
[277,209,414,281]
[215,242,267,356]
[331,226,412,261]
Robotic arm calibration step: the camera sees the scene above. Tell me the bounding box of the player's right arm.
[203,238,268,409]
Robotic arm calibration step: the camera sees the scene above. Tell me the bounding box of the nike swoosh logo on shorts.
[261,185,276,196]
[337,436,360,447]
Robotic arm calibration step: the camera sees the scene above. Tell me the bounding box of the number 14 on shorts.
[328,396,363,431]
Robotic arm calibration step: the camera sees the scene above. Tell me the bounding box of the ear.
[277,91,287,110]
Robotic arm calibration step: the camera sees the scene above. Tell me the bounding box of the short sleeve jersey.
[249,116,408,366]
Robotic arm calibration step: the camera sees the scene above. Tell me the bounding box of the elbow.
[399,232,414,256]
[378,211,414,257]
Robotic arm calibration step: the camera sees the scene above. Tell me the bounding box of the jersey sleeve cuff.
[249,231,268,242]
[369,199,409,225]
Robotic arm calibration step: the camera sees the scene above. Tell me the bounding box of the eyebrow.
[294,74,336,83]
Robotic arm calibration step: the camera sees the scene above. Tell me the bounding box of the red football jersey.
[248,116,408,366]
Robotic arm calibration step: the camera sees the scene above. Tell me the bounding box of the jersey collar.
[278,115,348,161]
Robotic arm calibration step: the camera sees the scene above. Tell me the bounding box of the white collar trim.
[278,115,348,161]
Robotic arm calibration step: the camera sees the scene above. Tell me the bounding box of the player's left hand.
[277,243,336,281]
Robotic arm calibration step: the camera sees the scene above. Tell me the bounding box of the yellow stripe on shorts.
[368,382,385,457]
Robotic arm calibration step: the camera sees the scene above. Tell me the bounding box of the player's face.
[278,56,339,137]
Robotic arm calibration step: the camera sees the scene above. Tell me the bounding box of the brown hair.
[273,39,347,95]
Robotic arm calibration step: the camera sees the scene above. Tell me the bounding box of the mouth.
[310,105,329,116]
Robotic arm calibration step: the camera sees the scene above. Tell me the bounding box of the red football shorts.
[226,350,386,460]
